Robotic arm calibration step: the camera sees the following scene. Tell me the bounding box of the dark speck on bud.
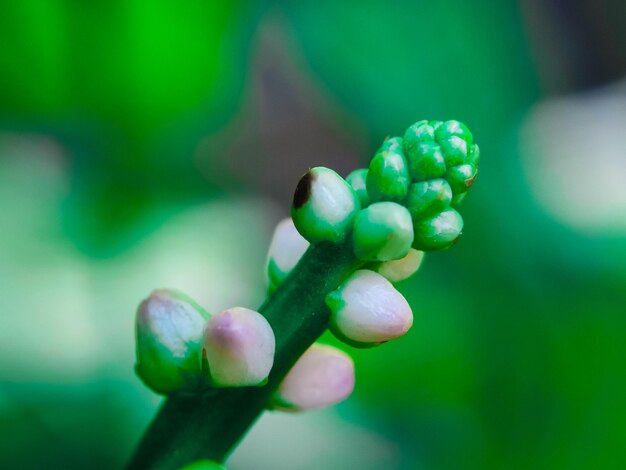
[293,171,314,209]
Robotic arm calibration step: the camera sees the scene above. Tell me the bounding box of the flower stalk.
[128,119,480,469]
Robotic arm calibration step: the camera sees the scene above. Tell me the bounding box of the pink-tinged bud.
[203,307,275,387]
[135,289,209,395]
[266,217,310,293]
[326,270,413,347]
[271,344,355,412]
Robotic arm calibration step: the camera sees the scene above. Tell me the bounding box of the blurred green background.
[1,1,626,468]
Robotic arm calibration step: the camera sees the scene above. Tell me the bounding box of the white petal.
[327,270,413,345]
[266,217,310,291]
[375,249,424,282]
[203,307,275,387]
[273,344,354,412]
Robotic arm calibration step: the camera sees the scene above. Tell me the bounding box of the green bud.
[179,460,227,470]
[438,136,468,167]
[291,167,360,244]
[345,168,371,207]
[366,138,410,201]
[352,202,413,261]
[413,208,464,251]
[403,121,436,158]
[380,135,404,152]
[434,119,473,146]
[405,141,446,181]
[446,163,477,195]
[135,289,209,395]
[405,179,452,219]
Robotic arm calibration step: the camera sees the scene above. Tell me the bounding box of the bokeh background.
[1,1,626,469]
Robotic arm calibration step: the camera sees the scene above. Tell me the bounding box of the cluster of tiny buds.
[291,119,479,259]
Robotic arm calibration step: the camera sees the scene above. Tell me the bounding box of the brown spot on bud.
[293,171,315,209]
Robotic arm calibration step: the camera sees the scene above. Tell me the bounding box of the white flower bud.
[271,344,354,412]
[266,217,310,293]
[135,289,209,395]
[203,307,275,387]
[375,248,424,282]
[326,270,413,347]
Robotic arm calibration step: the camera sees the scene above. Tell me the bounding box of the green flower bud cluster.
[401,119,479,250]
[291,119,479,259]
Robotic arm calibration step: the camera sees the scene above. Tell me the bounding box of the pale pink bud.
[203,307,275,387]
[272,344,355,412]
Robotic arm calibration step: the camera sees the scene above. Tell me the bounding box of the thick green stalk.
[128,238,364,470]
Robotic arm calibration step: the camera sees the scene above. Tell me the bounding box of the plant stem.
[127,238,364,470]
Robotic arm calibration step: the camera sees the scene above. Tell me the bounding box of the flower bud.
[266,217,310,294]
[203,307,275,387]
[375,248,424,283]
[434,119,473,145]
[406,141,447,181]
[326,270,413,347]
[412,208,464,251]
[135,289,209,395]
[345,168,371,207]
[405,179,452,219]
[366,137,410,202]
[446,163,477,195]
[352,202,413,261]
[291,167,360,244]
[271,344,354,412]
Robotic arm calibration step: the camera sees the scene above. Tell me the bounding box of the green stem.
[127,239,364,470]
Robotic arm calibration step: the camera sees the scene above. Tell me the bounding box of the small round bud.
[413,208,464,251]
[403,121,436,157]
[203,307,275,387]
[446,163,477,195]
[327,270,413,347]
[345,168,371,207]
[352,202,414,261]
[434,119,473,145]
[405,179,453,219]
[266,217,310,294]
[366,137,410,201]
[135,289,209,395]
[375,248,424,283]
[291,167,360,244]
[406,141,447,181]
[180,460,227,470]
[438,136,468,167]
[271,344,355,412]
